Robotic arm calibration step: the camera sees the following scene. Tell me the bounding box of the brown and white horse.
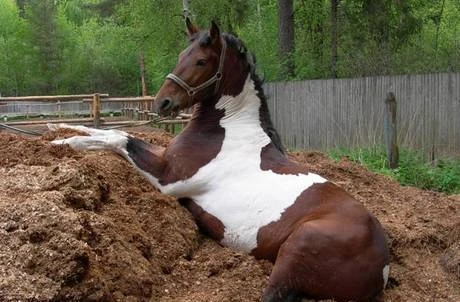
[51,20,389,302]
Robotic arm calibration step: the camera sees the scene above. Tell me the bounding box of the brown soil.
[0,128,458,302]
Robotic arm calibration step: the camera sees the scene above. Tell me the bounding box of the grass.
[328,146,460,194]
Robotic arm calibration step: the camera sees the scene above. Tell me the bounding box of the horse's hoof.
[50,139,66,145]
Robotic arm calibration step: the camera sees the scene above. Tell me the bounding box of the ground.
[0,127,458,302]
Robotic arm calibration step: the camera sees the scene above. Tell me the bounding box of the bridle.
[166,38,227,96]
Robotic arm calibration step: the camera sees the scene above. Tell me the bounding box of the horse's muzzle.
[154,97,180,117]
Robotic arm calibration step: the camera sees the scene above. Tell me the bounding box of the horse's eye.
[196,59,207,66]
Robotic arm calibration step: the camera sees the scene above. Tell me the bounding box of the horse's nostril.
[160,98,172,111]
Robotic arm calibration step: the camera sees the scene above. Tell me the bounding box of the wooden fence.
[1,73,459,156]
[264,72,460,158]
[0,94,189,133]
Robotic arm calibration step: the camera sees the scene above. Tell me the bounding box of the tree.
[15,0,26,17]
[295,0,328,79]
[82,0,122,17]
[183,0,191,19]
[0,0,39,95]
[191,0,250,33]
[434,0,446,52]
[337,0,428,76]
[1,0,459,97]
[238,0,280,80]
[25,0,63,93]
[277,0,295,78]
[330,0,339,78]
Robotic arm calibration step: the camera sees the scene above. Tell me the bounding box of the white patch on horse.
[383,264,390,289]
[160,76,327,252]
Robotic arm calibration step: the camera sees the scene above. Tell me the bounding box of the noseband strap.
[166,39,227,96]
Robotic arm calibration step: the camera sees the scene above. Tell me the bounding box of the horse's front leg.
[49,123,167,186]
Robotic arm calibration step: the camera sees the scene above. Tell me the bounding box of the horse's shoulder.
[161,130,224,185]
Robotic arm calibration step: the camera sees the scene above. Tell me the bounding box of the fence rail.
[0,94,189,133]
[0,94,109,101]
[264,72,460,158]
[0,94,114,119]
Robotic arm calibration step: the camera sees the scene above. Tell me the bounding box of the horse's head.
[154,19,250,116]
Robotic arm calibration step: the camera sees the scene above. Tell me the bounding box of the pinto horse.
[51,19,389,302]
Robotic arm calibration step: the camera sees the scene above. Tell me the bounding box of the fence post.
[384,92,399,169]
[92,93,101,128]
[57,100,62,118]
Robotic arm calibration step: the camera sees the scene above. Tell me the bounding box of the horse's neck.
[162,77,281,185]
[191,76,271,151]
[216,76,262,127]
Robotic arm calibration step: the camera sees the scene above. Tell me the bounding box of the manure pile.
[0,129,458,301]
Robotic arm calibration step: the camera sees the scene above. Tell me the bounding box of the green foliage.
[114,0,186,92]
[191,0,250,32]
[0,0,38,95]
[294,0,329,78]
[25,0,63,93]
[329,146,460,194]
[69,19,139,95]
[0,0,459,96]
[237,0,281,80]
[338,0,460,76]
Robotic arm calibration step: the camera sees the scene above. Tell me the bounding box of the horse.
[50,19,389,302]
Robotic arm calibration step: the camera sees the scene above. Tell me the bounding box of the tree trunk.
[435,0,446,53]
[27,0,60,94]
[139,51,148,96]
[183,0,191,19]
[16,0,26,18]
[311,0,325,74]
[331,0,339,78]
[278,0,295,78]
[257,0,262,32]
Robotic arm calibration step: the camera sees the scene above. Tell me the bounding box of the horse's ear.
[209,20,221,44]
[186,17,199,38]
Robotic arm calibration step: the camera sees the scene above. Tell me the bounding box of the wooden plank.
[83,96,156,103]
[0,94,109,102]
[158,120,190,125]
[3,118,98,125]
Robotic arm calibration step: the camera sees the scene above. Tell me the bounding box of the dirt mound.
[0,129,458,301]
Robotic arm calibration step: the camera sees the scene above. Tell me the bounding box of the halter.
[166,38,227,96]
